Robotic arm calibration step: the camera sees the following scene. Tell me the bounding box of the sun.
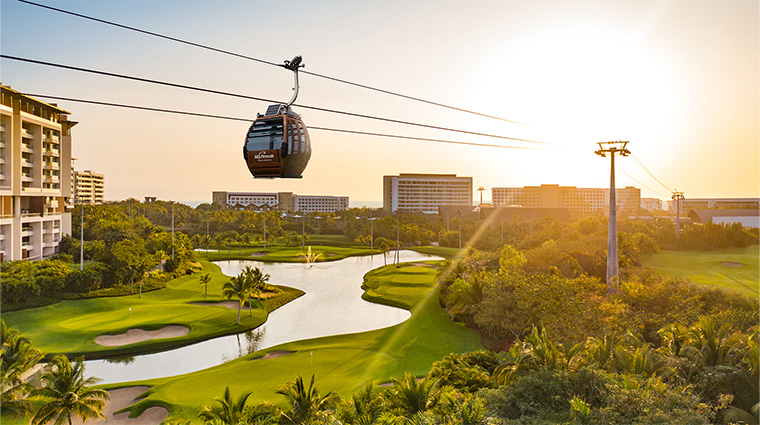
[462,23,677,150]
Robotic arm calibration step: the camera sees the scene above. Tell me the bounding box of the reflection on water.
[222,328,264,362]
[84,251,439,384]
[103,355,135,365]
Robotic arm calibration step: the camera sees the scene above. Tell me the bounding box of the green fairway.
[645,245,759,296]
[200,244,378,262]
[112,262,482,421]
[1,261,303,358]
[410,246,461,259]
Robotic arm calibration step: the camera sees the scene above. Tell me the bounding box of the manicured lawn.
[201,245,379,262]
[113,262,482,421]
[410,246,461,259]
[2,261,303,358]
[645,245,759,296]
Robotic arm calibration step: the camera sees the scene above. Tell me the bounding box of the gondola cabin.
[244,104,311,178]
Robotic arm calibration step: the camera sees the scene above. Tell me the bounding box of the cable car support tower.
[595,141,630,295]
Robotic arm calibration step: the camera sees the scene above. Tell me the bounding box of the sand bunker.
[252,350,295,360]
[71,386,168,425]
[95,326,189,347]
[325,252,338,256]
[721,261,745,268]
[249,252,266,257]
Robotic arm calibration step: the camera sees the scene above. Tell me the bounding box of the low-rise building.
[668,197,759,212]
[492,184,640,216]
[212,191,348,213]
[641,197,663,211]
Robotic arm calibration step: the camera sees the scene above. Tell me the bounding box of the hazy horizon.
[2,0,757,203]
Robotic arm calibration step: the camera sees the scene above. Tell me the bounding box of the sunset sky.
[2,0,757,206]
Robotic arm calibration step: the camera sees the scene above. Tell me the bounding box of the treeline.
[190,317,756,424]
[1,203,197,307]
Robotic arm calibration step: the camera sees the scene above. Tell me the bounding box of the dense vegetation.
[2,200,758,424]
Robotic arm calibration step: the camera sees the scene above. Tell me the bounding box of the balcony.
[45,135,59,143]
[21,144,34,154]
[44,162,59,170]
[44,149,59,158]
[21,158,33,168]
[21,129,33,139]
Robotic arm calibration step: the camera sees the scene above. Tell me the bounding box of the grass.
[645,245,759,296]
[1,261,303,358]
[410,246,461,259]
[108,262,482,421]
[201,244,379,262]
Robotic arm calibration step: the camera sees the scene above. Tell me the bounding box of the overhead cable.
[631,153,674,192]
[25,93,537,150]
[1,54,544,145]
[17,0,523,124]
[616,165,669,197]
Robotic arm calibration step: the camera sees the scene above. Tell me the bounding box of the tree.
[1,319,44,418]
[388,373,446,416]
[199,273,211,299]
[222,273,249,324]
[243,266,270,316]
[31,355,109,425]
[276,374,336,424]
[198,386,252,425]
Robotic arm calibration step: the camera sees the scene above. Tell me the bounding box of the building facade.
[73,170,104,205]
[492,184,641,216]
[641,197,663,211]
[0,85,73,261]
[383,173,472,214]
[667,197,760,212]
[212,191,348,213]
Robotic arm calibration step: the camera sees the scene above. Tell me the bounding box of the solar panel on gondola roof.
[243,56,311,179]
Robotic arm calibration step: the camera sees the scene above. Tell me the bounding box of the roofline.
[1,84,72,114]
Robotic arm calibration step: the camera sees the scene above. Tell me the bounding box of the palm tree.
[276,375,336,424]
[198,386,251,425]
[222,274,249,324]
[31,355,109,425]
[243,266,270,316]
[338,381,385,424]
[388,373,445,416]
[681,316,743,367]
[1,320,44,418]
[199,273,211,299]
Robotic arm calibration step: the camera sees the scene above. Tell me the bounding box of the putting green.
[645,245,759,296]
[1,261,303,358]
[113,262,483,421]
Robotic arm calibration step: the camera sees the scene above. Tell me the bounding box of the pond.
[84,250,441,384]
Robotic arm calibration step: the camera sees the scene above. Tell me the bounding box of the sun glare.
[465,24,677,151]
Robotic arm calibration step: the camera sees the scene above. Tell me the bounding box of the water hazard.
[84,250,440,384]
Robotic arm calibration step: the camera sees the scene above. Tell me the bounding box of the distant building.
[668,197,759,212]
[688,209,760,228]
[641,198,663,211]
[492,184,640,216]
[383,173,472,214]
[73,170,104,205]
[212,191,348,213]
[0,85,74,261]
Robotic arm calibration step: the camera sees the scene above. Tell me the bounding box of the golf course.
[2,248,482,423]
[645,245,759,296]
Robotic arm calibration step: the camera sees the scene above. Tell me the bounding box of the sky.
[1,0,758,206]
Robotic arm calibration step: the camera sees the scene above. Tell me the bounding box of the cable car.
[244,56,311,178]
